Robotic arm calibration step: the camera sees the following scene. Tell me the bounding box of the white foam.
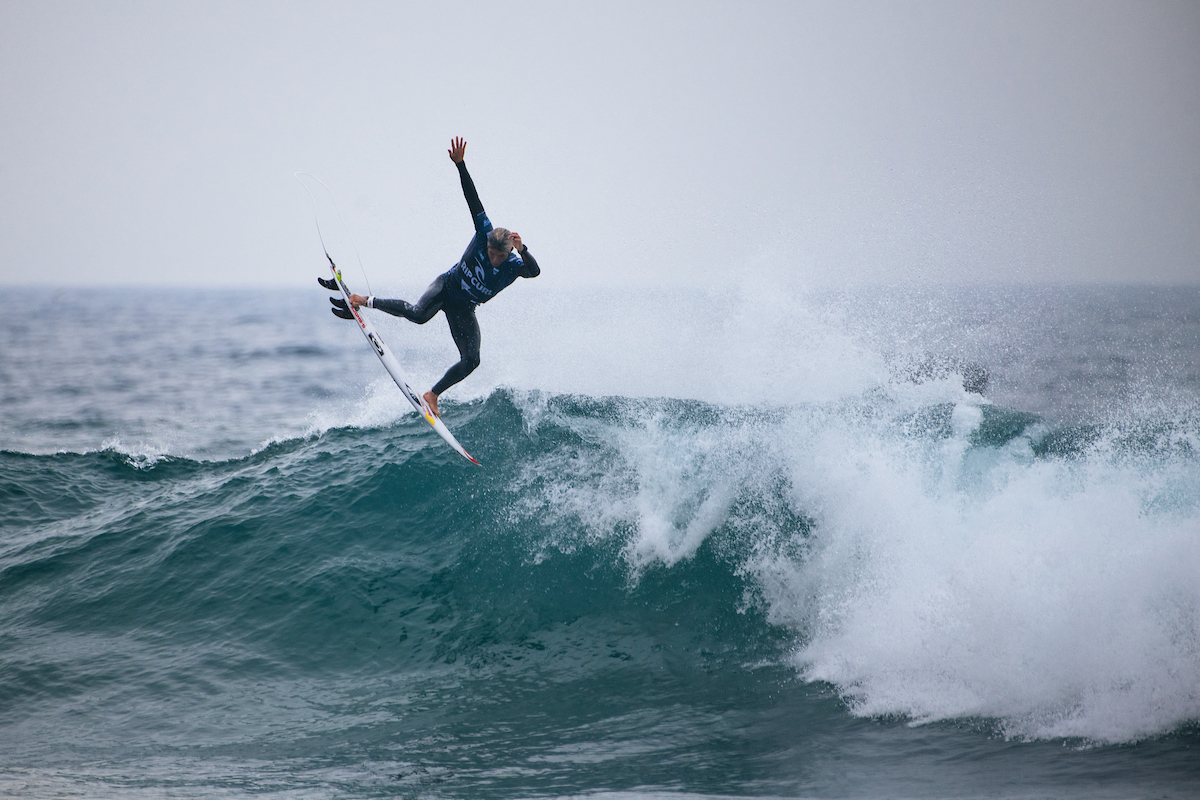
[93,437,173,468]
[510,376,1199,744]
[761,403,1200,743]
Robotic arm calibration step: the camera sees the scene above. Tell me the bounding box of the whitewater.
[1,282,1197,798]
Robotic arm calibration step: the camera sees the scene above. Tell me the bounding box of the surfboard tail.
[429,417,481,465]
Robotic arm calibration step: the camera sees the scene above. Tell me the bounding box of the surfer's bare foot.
[423,390,440,417]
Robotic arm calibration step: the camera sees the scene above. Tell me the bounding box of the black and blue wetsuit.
[369,160,540,395]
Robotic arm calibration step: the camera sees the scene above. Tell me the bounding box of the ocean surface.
[1,283,1198,799]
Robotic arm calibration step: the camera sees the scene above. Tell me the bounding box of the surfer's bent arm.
[511,232,540,278]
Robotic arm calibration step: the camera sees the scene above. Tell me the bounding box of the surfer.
[337,137,540,418]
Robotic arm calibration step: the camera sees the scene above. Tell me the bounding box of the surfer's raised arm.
[448,137,485,228]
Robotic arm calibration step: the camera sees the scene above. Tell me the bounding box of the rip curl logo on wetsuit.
[460,263,495,300]
[449,215,524,305]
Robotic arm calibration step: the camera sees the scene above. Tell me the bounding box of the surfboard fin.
[330,306,355,320]
[317,277,339,291]
[329,296,349,311]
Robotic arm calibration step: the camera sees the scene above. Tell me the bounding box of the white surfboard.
[297,173,481,465]
[325,258,480,465]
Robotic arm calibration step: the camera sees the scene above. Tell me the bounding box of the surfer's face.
[487,247,508,267]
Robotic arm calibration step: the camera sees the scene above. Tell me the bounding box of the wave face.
[1,286,1199,798]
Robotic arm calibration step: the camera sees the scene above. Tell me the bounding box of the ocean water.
[1,283,1198,799]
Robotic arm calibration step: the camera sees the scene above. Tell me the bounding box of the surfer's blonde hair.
[487,228,513,255]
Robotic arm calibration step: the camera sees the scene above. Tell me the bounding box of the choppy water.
[1,284,1198,798]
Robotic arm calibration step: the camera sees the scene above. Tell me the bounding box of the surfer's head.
[486,228,513,265]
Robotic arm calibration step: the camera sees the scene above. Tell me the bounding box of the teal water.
[1,287,1198,798]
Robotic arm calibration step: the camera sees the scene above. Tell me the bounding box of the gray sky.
[2,0,1198,288]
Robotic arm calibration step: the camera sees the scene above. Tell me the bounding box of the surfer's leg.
[371,275,447,324]
[431,304,481,396]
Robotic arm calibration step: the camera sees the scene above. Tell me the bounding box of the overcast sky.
[2,0,1198,289]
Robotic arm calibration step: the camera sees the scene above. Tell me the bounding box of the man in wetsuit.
[338,137,540,418]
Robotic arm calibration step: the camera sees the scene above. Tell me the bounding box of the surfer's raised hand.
[448,137,467,164]
[511,232,523,252]
[348,294,369,308]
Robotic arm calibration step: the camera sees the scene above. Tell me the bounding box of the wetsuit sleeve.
[456,161,486,230]
[517,246,540,278]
